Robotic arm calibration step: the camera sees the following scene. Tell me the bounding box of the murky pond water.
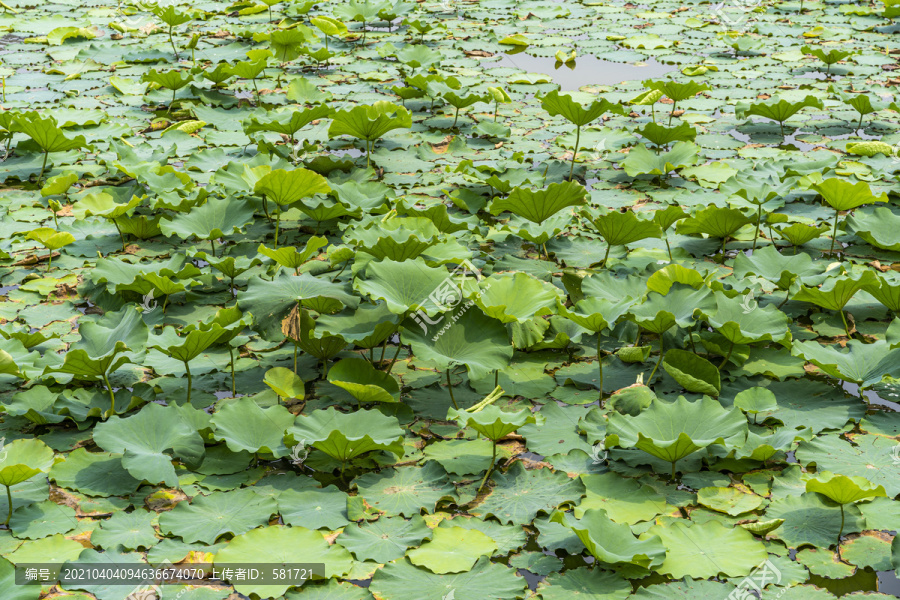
[494,52,677,90]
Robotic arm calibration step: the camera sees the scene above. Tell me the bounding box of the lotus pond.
[1,0,900,598]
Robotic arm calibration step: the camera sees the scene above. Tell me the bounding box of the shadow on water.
[494,52,677,90]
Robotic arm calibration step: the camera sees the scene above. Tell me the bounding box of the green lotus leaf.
[473,462,585,525]
[732,245,827,291]
[289,406,405,462]
[845,206,900,251]
[636,122,697,148]
[369,557,525,600]
[696,294,791,346]
[551,508,665,569]
[257,236,329,271]
[214,525,352,597]
[244,104,332,142]
[73,191,142,220]
[676,205,752,243]
[13,112,88,154]
[642,79,710,103]
[40,172,77,197]
[806,471,887,506]
[337,515,432,563]
[159,197,256,242]
[7,534,85,566]
[793,338,900,389]
[861,271,900,312]
[791,269,877,312]
[734,386,778,415]
[607,384,656,416]
[327,357,399,404]
[648,519,767,578]
[626,284,714,334]
[796,434,900,496]
[239,272,358,338]
[661,349,721,395]
[735,95,824,133]
[622,141,700,177]
[812,177,889,212]
[490,180,587,225]
[582,208,662,263]
[845,140,894,157]
[766,492,865,549]
[473,272,562,324]
[24,227,74,251]
[696,486,764,516]
[211,396,294,458]
[645,264,704,295]
[48,448,140,497]
[557,296,634,333]
[93,403,204,486]
[91,510,158,551]
[605,396,746,474]
[0,439,54,488]
[407,526,497,574]
[149,323,224,365]
[264,367,306,400]
[328,101,411,163]
[254,168,331,207]
[401,308,513,380]
[353,462,456,517]
[160,488,277,544]
[354,257,450,316]
[448,404,536,442]
[540,90,625,127]
[316,303,399,349]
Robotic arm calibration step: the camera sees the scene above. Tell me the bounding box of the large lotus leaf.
[540,90,625,126]
[575,471,667,524]
[636,122,697,147]
[472,462,585,525]
[791,269,877,311]
[213,525,353,597]
[490,180,587,225]
[580,271,648,303]
[48,448,140,497]
[812,178,889,211]
[766,493,865,548]
[402,308,512,380]
[354,258,450,316]
[676,205,751,240]
[662,349,721,396]
[337,515,432,563]
[13,112,88,153]
[328,101,412,142]
[159,197,255,241]
[317,303,399,348]
[93,403,205,486]
[275,486,350,530]
[72,192,142,220]
[846,206,900,251]
[535,567,631,600]
[327,357,400,404]
[696,486,764,516]
[551,508,665,569]
[45,306,148,379]
[264,367,305,400]
[240,273,358,338]
[7,533,85,566]
[648,519,766,578]
[792,339,900,388]
[735,95,824,124]
[244,105,332,138]
[557,296,634,333]
[148,324,224,364]
[583,209,662,247]
[448,404,536,442]
[861,271,900,312]
[211,396,294,458]
[423,439,514,476]
[353,463,456,517]
[732,245,827,290]
[795,434,900,496]
[0,439,54,487]
[289,406,405,461]
[407,526,497,574]
[697,294,791,346]
[622,142,699,177]
[91,509,158,551]
[605,396,746,468]
[0,557,39,600]
[626,284,714,334]
[473,272,562,324]
[806,472,887,506]
[254,168,331,207]
[369,557,526,600]
[160,488,277,544]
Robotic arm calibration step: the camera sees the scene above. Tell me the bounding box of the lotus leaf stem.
[3,485,10,526]
[183,360,192,404]
[446,368,458,409]
[718,340,735,370]
[102,372,116,416]
[476,440,497,495]
[648,335,664,382]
